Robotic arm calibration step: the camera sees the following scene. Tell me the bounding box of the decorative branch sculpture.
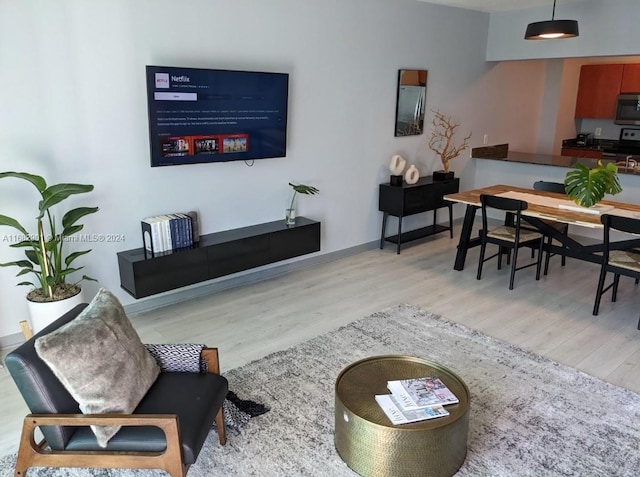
[427,109,472,173]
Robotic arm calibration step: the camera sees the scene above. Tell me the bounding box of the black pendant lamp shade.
[525,0,579,40]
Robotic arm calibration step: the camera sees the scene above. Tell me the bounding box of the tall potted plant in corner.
[0,172,99,333]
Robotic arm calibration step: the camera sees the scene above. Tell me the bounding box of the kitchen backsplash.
[562,137,618,150]
[578,118,627,141]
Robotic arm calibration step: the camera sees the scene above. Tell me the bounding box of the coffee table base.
[335,355,470,477]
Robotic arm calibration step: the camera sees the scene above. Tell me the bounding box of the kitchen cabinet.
[621,64,640,93]
[561,147,603,159]
[575,64,624,119]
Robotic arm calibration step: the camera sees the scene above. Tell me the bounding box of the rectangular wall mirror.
[395,69,427,137]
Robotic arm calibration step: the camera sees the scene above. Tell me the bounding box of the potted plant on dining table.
[564,160,622,208]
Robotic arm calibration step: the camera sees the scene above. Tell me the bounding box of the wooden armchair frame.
[13,348,226,477]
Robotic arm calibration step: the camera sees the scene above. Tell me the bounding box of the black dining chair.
[530,180,570,275]
[477,194,544,290]
[592,214,640,329]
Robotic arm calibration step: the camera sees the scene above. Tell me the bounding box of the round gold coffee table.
[335,355,470,477]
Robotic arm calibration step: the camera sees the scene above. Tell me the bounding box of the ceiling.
[417,0,585,13]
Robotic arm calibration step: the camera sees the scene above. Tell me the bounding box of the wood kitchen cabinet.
[560,147,603,159]
[621,64,640,93]
[575,64,624,119]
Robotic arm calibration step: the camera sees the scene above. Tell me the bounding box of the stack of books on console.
[375,376,459,425]
[141,213,194,254]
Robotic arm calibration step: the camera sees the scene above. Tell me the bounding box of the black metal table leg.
[396,216,403,254]
[453,205,479,271]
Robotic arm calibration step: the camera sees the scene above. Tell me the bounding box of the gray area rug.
[2,304,639,476]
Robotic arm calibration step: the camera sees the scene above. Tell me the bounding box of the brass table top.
[335,355,470,429]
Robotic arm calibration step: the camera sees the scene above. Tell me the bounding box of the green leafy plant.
[0,172,99,302]
[286,182,319,224]
[288,182,319,208]
[564,161,622,208]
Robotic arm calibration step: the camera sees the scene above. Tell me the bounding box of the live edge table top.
[444,184,640,229]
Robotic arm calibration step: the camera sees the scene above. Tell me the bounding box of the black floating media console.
[117,217,321,299]
[379,176,459,254]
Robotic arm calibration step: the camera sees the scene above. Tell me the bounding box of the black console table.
[117,217,321,298]
[379,176,459,254]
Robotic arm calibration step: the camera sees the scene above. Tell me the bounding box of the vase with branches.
[427,109,472,177]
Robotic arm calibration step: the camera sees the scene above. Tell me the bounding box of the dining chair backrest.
[531,180,570,274]
[480,194,527,213]
[480,194,528,212]
[593,214,640,324]
[533,181,566,194]
[480,194,528,232]
[477,194,542,290]
[601,214,640,250]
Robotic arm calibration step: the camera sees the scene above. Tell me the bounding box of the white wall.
[0,0,508,340]
[8,0,627,342]
[536,59,564,154]
[487,0,640,61]
[459,60,547,153]
[553,58,581,153]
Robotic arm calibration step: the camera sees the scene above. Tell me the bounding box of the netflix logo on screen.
[155,73,170,88]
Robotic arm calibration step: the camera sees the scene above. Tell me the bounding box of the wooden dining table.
[444,184,640,271]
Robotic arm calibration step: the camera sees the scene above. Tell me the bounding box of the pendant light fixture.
[525,0,579,40]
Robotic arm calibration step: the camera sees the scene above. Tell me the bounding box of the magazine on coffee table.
[387,376,458,410]
[375,394,449,425]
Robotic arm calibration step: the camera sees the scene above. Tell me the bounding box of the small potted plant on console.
[286,182,319,225]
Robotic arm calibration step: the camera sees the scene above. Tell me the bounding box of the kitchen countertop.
[473,151,640,175]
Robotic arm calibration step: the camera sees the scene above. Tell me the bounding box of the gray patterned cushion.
[34,288,160,447]
[144,343,206,373]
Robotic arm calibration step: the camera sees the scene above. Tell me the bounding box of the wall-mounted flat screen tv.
[146,65,289,167]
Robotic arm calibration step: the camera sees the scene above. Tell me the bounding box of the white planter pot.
[27,289,85,334]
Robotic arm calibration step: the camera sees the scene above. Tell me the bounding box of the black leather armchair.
[5,304,228,477]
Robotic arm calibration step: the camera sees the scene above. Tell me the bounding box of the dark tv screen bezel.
[146,65,289,167]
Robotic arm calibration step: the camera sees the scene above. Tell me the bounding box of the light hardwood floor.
[1,230,639,457]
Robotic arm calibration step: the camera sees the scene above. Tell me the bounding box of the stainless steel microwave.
[615,94,640,125]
